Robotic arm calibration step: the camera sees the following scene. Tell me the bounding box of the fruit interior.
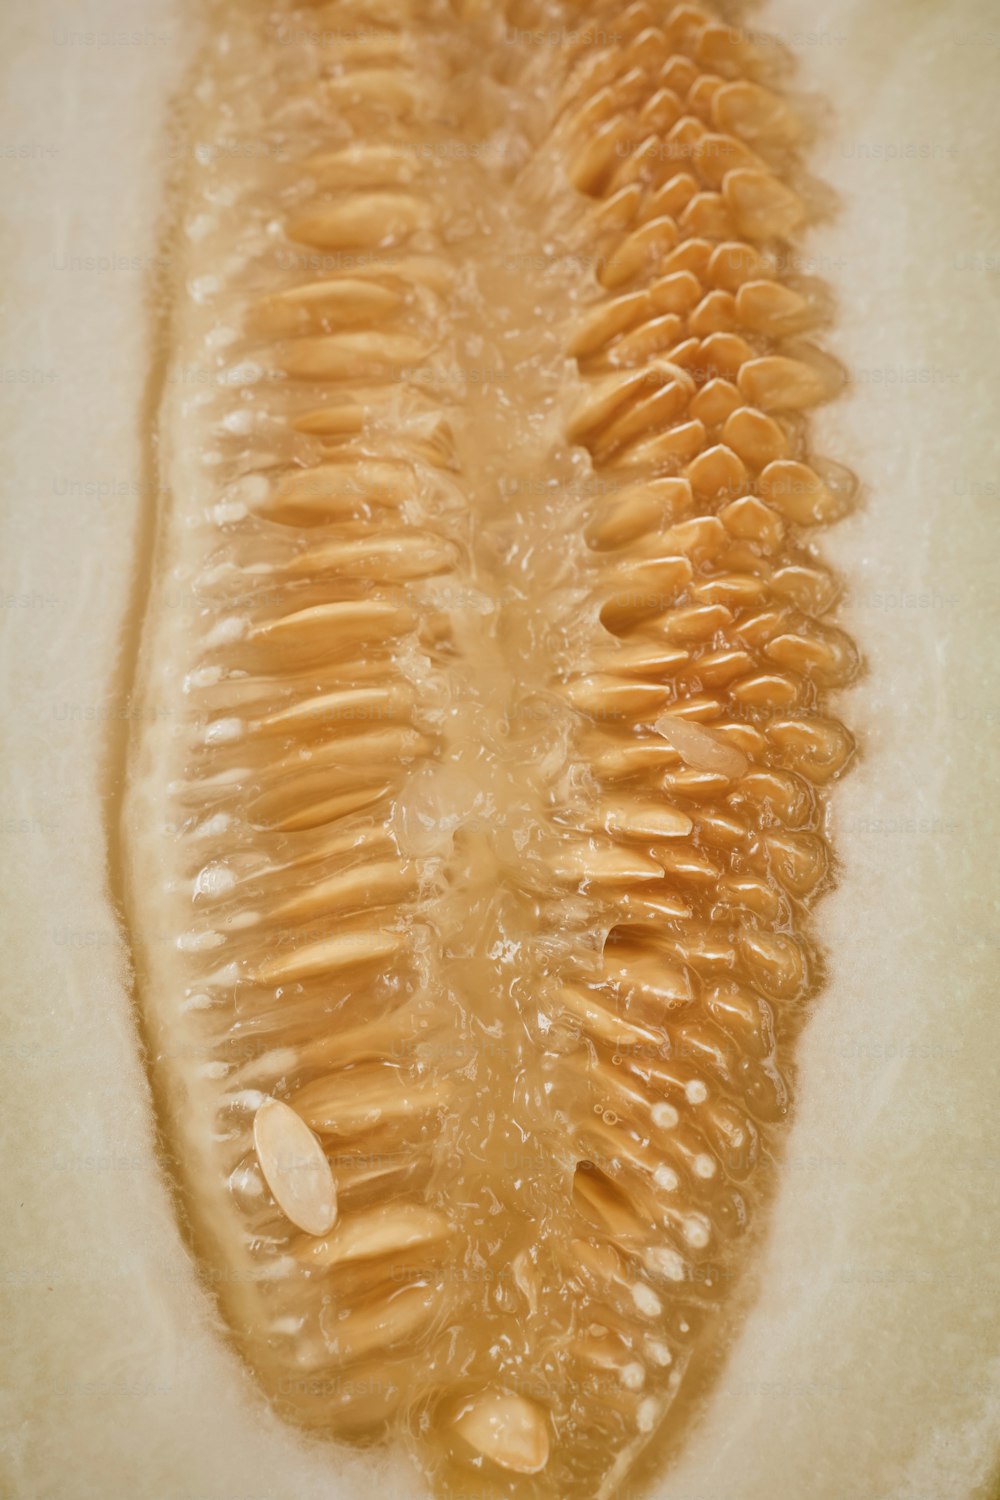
[122,2,858,1496]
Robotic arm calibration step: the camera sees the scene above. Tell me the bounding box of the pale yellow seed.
[249,600,412,654]
[265,461,415,520]
[570,115,638,195]
[599,798,694,840]
[723,168,806,240]
[324,69,430,118]
[255,929,401,988]
[649,268,702,315]
[321,1281,443,1362]
[684,442,747,501]
[286,531,457,582]
[255,277,403,334]
[737,355,836,412]
[283,331,429,383]
[302,1203,450,1269]
[569,363,687,443]
[719,494,785,550]
[270,859,415,925]
[712,79,800,146]
[565,674,673,718]
[256,683,412,734]
[292,1068,450,1137]
[585,487,664,549]
[453,1391,550,1475]
[654,714,750,779]
[735,279,813,335]
[758,458,844,524]
[721,405,789,468]
[304,144,422,189]
[557,984,663,1048]
[569,289,650,359]
[252,1097,338,1237]
[548,842,666,886]
[600,215,681,289]
[287,192,432,251]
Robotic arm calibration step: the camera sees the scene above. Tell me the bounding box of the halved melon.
[0,1,998,1498]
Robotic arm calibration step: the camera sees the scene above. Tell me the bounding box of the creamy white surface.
[0,1,997,1497]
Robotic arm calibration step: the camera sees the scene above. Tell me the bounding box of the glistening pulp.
[121,3,858,1497]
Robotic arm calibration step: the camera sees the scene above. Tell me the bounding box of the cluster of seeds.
[124,2,856,1496]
